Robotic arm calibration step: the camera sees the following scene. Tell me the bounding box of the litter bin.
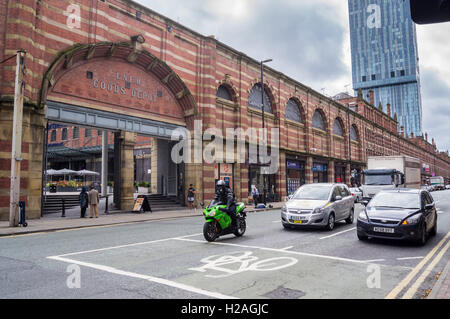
[19,201,27,227]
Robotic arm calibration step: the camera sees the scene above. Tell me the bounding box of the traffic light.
[409,0,450,24]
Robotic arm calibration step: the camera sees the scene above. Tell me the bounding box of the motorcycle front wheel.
[203,221,218,242]
[233,217,246,237]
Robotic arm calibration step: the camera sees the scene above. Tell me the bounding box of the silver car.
[281,183,355,231]
[349,187,363,203]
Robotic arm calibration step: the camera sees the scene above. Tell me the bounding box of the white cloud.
[134,0,449,151]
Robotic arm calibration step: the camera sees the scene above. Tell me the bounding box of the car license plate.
[291,220,304,224]
[373,227,395,233]
[289,215,306,220]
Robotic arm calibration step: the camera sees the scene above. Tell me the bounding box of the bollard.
[104,195,109,214]
[61,198,66,217]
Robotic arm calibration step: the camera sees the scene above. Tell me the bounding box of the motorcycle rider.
[214,180,237,224]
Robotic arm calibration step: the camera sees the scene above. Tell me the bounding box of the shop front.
[286,158,306,195]
[248,164,277,202]
[215,163,234,189]
[334,162,347,184]
[312,162,328,183]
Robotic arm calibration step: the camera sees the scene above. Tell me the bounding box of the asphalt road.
[1,190,449,299]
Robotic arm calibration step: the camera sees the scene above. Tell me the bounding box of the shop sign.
[287,160,301,170]
[312,164,327,172]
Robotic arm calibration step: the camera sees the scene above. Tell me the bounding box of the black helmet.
[216,180,226,193]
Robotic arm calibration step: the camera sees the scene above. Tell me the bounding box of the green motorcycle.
[201,199,247,242]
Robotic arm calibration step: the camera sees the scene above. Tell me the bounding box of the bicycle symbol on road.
[189,251,298,278]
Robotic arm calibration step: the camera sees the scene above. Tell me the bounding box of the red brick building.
[0,0,449,220]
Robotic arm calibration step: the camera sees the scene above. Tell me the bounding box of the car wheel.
[325,213,335,231]
[416,223,427,246]
[430,214,437,237]
[345,208,354,224]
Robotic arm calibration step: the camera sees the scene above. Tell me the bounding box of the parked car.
[281,183,355,231]
[349,187,363,203]
[446,185,450,190]
[357,189,437,245]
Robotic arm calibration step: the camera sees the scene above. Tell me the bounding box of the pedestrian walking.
[88,184,100,218]
[187,184,196,209]
[79,187,88,218]
[251,186,259,208]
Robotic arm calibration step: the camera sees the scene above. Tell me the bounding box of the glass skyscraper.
[348,0,422,136]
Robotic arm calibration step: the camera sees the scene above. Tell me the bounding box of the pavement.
[0,196,285,237]
[427,259,450,299]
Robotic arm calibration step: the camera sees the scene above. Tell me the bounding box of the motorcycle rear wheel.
[203,222,218,242]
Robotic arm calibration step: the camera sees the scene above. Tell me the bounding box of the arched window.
[312,110,325,130]
[216,85,233,101]
[285,99,302,123]
[333,118,344,136]
[350,125,359,141]
[248,83,273,113]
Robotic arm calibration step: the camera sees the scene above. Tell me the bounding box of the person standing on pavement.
[251,186,259,208]
[79,187,89,218]
[88,184,100,218]
[187,184,196,209]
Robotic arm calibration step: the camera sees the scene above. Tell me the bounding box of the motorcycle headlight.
[358,210,368,221]
[208,210,216,217]
[402,214,420,225]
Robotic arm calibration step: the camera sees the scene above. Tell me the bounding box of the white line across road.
[319,227,356,240]
[47,255,236,299]
[396,256,424,261]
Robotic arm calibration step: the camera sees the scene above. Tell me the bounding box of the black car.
[357,189,437,245]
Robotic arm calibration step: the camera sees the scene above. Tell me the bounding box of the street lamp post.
[260,59,272,206]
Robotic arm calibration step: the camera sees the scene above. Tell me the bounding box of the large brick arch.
[39,41,198,124]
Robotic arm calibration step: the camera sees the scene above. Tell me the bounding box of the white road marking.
[386,231,450,299]
[280,246,293,250]
[363,259,386,263]
[319,227,356,240]
[396,256,424,261]
[175,237,371,265]
[47,255,236,299]
[272,220,281,223]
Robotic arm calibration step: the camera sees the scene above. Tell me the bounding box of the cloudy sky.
[134,0,450,152]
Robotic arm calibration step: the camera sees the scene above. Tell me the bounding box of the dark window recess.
[391,71,395,78]
[85,128,92,137]
[73,127,79,139]
[362,75,367,82]
[216,85,233,101]
[157,90,162,97]
[136,11,142,19]
[86,71,93,79]
[371,74,376,80]
[50,130,57,142]
[61,128,68,140]
[400,70,405,76]
[125,81,131,89]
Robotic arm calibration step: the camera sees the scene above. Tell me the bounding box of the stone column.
[120,131,136,211]
[101,130,108,196]
[306,156,313,184]
[328,160,335,183]
[346,162,351,187]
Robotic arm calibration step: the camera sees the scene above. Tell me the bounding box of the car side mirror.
[424,203,434,210]
[361,199,369,206]
[335,195,342,201]
[288,195,293,200]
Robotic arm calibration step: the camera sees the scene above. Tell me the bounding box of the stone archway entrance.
[40,40,197,211]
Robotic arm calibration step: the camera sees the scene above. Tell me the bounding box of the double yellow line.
[386,231,450,299]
